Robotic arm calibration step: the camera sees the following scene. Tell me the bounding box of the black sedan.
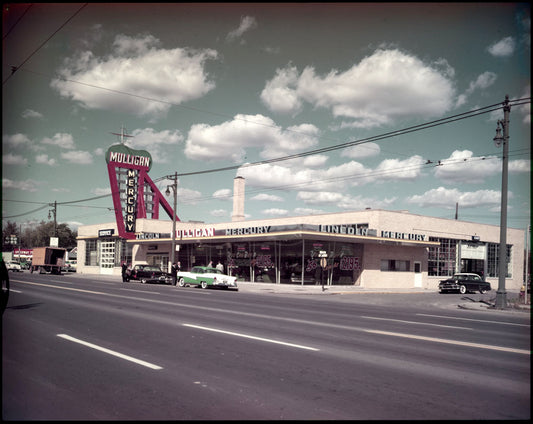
[439,273,491,294]
[128,264,173,285]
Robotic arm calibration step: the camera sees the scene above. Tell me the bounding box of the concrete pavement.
[57,272,532,312]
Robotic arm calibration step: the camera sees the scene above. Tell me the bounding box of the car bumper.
[213,280,238,288]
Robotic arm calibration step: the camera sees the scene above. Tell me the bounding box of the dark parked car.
[439,273,491,294]
[128,264,172,284]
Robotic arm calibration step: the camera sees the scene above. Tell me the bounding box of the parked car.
[177,266,238,290]
[63,260,77,272]
[439,273,491,294]
[128,264,172,284]
[6,261,22,272]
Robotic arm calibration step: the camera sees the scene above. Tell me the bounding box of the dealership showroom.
[77,206,525,291]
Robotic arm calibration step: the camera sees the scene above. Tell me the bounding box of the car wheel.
[479,288,487,294]
[178,278,185,287]
[201,281,208,289]
[439,289,445,294]
[459,285,467,294]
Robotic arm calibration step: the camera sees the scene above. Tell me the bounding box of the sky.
[2,2,531,234]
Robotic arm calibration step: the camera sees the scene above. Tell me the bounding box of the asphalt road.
[2,272,530,420]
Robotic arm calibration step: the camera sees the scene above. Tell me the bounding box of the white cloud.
[127,127,183,163]
[373,155,425,182]
[251,193,284,202]
[261,49,456,128]
[2,178,39,192]
[260,65,303,115]
[302,154,329,168]
[51,34,218,121]
[487,36,515,57]
[296,191,396,210]
[91,187,111,195]
[61,150,93,164]
[21,109,43,119]
[3,133,32,150]
[226,16,257,42]
[211,209,228,217]
[213,188,232,200]
[341,142,381,159]
[237,154,426,194]
[176,187,203,205]
[434,150,500,184]
[41,133,75,149]
[293,207,325,215]
[3,153,27,166]
[455,71,497,107]
[185,114,320,162]
[263,208,288,216]
[35,154,57,166]
[407,186,504,209]
[509,159,531,173]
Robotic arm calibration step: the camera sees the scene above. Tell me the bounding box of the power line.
[3,3,88,85]
[166,97,530,178]
[2,3,34,40]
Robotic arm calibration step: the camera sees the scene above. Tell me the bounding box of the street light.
[493,95,511,309]
[165,172,178,283]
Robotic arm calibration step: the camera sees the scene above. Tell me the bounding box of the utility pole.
[165,172,178,283]
[48,201,57,237]
[493,95,511,309]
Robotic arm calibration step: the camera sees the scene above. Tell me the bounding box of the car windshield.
[144,266,161,272]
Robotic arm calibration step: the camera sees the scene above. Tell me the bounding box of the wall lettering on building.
[125,169,137,233]
[98,229,115,237]
[136,233,162,240]
[381,231,426,241]
[177,228,215,238]
[319,224,371,236]
[225,226,271,236]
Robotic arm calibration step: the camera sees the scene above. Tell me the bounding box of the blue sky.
[2,3,531,233]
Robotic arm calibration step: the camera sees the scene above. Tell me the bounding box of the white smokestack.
[232,176,245,222]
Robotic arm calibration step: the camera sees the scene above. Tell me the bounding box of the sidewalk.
[236,281,428,295]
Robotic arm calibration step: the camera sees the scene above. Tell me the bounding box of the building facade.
[76,209,525,291]
[77,140,525,291]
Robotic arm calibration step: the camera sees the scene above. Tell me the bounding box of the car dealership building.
[76,144,526,291]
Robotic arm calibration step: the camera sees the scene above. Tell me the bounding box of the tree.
[3,221,78,251]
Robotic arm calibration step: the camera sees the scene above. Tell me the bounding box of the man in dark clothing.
[121,262,129,282]
[171,262,179,285]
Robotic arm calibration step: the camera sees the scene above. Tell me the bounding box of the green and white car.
[177,266,238,290]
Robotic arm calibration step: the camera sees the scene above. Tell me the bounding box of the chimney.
[232,176,245,222]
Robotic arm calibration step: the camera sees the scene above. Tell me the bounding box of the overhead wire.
[2,3,88,85]
[2,3,34,40]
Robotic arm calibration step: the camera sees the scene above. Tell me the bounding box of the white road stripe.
[417,313,530,327]
[365,329,531,355]
[120,288,161,294]
[183,324,319,351]
[361,315,472,330]
[57,334,163,369]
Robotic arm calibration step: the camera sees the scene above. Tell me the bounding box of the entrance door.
[147,254,169,272]
[414,261,422,287]
[100,239,115,275]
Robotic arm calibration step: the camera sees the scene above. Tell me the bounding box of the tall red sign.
[106,143,179,239]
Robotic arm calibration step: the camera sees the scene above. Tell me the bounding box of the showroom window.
[380,259,410,272]
[487,243,512,278]
[428,237,457,277]
[85,239,98,266]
